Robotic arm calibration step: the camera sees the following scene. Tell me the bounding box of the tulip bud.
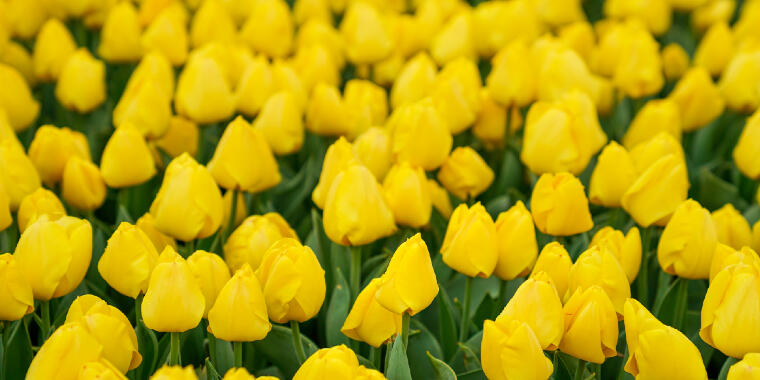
[712,203,752,250]
[473,0,544,58]
[136,213,177,253]
[382,162,432,228]
[270,62,308,112]
[430,10,476,66]
[293,345,361,380]
[150,366,199,380]
[33,19,77,81]
[342,277,402,347]
[62,157,106,211]
[481,319,554,380]
[441,202,498,278]
[312,137,357,209]
[661,43,690,80]
[55,49,107,113]
[324,164,397,246]
[222,190,247,231]
[734,110,760,179]
[123,51,175,103]
[296,20,345,68]
[293,44,340,93]
[701,261,760,358]
[65,295,142,373]
[187,250,231,318]
[387,98,453,171]
[25,322,103,380]
[560,286,618,363]
[375,234,439,315]
[98,1,143,62]
[142,247,205,332]
[305,83,351,137]
[391,52,437,109]
[623,298,708,379]
[235,57,273,117]
[622,99,682,149]
[668,67,725,131]
[29,125,91,186]
[588,142,636,208]
[100,124,156,188]
[425,179,452,220]
[141,8,188,66]
[353,127,392,181]
[567,246,631,316]
[190,0,236,48]
[590,227,642,283]
[253,91,304,156]
[154,116,199,160]
[0,63,40,131]
[293,0,332,25]
[431,58,482,134]
[473,91,509,148]
[0,253,34,321]
[629,130,686,176]
[240,0,293,58]
[487,40,536,108]
[728,353,760,380]
[208,264,271,341]
[622,154,689,227]
[493,201,538,280]
[496,271,563,350]
[710,245,760,281]
[340,2,393,64]
[437,147,494,201]
[175,56,235,124]
[719,47,760,110]
[343,79,388,140]
[658,199,717,279]
[150,153,224,241]
[694,22,735,77]
[604,0,672,35]
[98,222,159,299]
[113,80,172,140]
[0,140,41,210]
[4,0,47,40]
[224,213,298,272]
[531,172,593,236]
[531,242,573,298]
[611,28,664,99]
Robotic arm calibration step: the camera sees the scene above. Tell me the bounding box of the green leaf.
[696,168,746,211]
[386,335,412,380]
[210,334,234,376]
[718,357,739,380]
[134,318,159,379]
[437,286,458,361]
[204,358,222,380]
[252,325,319,379]
[426,351,457,380]
[325,269,352,347]
[2,319,33,380]
[408,319,444,380]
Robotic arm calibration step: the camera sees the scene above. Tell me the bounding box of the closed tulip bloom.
[207,264,271,341]
[354,366,386,380]
[661,43,690,80]
[15,215,92,300]
[612,30,664,99]
[175,56,235,124]
[693,0,735,31]
[622,99,682,149]
[496,271,563,350]
[701,261,760,358]
[29,125,91,186]
[240,0,292,58]
[728,353,760,380]
[222,368,279,380]
[493,201,538,280]
[567,246,631,316]
[340,2,393,64]
[481,319,554,380]
[623,298,708,379]
[65,295,142,373]
[628,131,687,176]
[734,110,760,179]
[622,154,689,227]
[271,62,308,112]
[589,227,641,283]
[375,234,439,315]
[0,188,9,231]
[312,137,356,209]
[441,203,498,278]
[62,157,107,211]
[0,140,41,210]
[531,244,572,297]
[473,91,513,148]
[343,79,388,139]
[98,1,143,62]
[427,179,453,219]
[560,286,618,363]
[187,250,231,318]
[658,199,717,279]
[430,10,476,66]
[0,63,40,131]
[224,213,298,272]
[719,49,760,113]
[293,345,360,380]
[383,162,432,228]
[604,0,672,35]
[472,0,544,58]
[589,142,637,208]
[694,22,734,77]
[253,91,304,156]
[668,67,725,131]
[190,0,236,48]
[150,366,198,380]
[154,116,199,159]
[341,278,402,347]
[56,49,107,113]
[0,253,34,321]
[391,52,437,109]
[293,44,340,93]
[293,0,332,25]
[710,245,760,281]
[295,20,345,68]
[255,239,325,323]
[26,322,103,380]
[306,83,351,137]
[353,127,392,181]
[437,147,494,201]
[122,51,175,103]
[4,0,47,40]
[33,19,77,81]
[113,80,172,140]
[487,40,536,108]
[531,172,593,236]
[712,203,753,250]
[100,124,156,188]
[141,8,188,66]
[150,153,223,241]
[136,213,177,253]
[431,58,482,134]
[78,360,129,380]
[142,247,205,332]
[387,98,453,171]
[98,222,159,298]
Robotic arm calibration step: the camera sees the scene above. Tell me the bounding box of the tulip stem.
[233,341,242,367]
[291,321,307,364]
[169,332,181,366]
[222,189,239,247]
[497,279,509,308]
[637,227,651,308]
[401,313,411,351]
[574,359,586,380]
[672,277,688,331]
[369,345,381,370]
[350,246,362,300]
[459,276,473,342]
[39,301,50,342]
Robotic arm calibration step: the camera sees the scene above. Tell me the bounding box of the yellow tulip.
[253,91,304,156]
[240,0,293,58]
[224,213,298,272]
[353,127,392,181]
[473,0,544,58]
[62,157,107,211]
[255,238,325,323]
[270,62,308,112]
[122,51,175,103]
[661,42,690,81]
[65,294,142,373]
[0,139,41,210]
[391,52,437,109]
[312,137,356,209]
[531,172,593,236]
[623,298,708,379]
[604,0,671,35]
[141,7,188,66]
[567,246,631,316]
[98,222,160,299]
[589,227,641,283]
[441,202,498,278]
[720,48,760,110]
[628,131,686,178]
[175,55,235,124]
[487,40,536,108]
[430,10,476,66]
[472,90,508,148]
[32,18,76,81]
[382,162,432,228]
[375,233,439,315]
[496,271,563,350]
[481,319,554,380]
[293,0,332,26]
[293,345,360,380]
[430,58,482,134]
[437,147,494,201]
[98,1,143,62]
[142,247,205,332]
[0,63,40,131]
[339,2,393,64]
[4,0,47,40]
[0,253,34,321]
[694,22,735,77]
[154,116,199,160]
[670,0,710,10]
[658,199,717,279]
[150,366,198,380]
[0,110,23,151]
[341,277,402,347]
[78,360,129,380]
[305,83,351,137]
[29,125,91,186]
[0,187,9,232]
[207,264,271,342]
[427,179,453,220]
[668,67,725,131]
[622,154,689,227]
[100,123,156,188]
[712,203,753,250]
[55,49,106,113]
[189,0,236,48]
[622,99,682,149]
[531,243,572,298]
[493,201,538,281]
[343,79,388,139]
[295,20,345,69]
[187,250,231,318]
[149,153,224,241]
[560,286,618,363]
[701,261,760,358]
[611,26,664,99]
[113,80,172,140]
[734,110,760,179]
[387,98,453,171]
[221,190,247,231]
[136,213,177,253]
[26,322,103,380]
[235,57,273,117]
[693,0,735,32]
[292,44,340,93]
[710,245,760,281]
[589,141,637,208]
[323,164,397,246]
[728,353,760,380]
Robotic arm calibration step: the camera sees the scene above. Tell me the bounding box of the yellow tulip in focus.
[293,345,362,380]
[701,261,760,358]
[15,215,92,300]
[628,130,686,178]
[25,322,103,380]
[224,213,298,272]
[312,137,356,209]
[622,98,682,149]
[710,245,760,281]
[734,110,760,179]
[149,153,224,241]
[0,63,40,131]
[493,201,538,281]
[668,67,725,131]
[0,253,34,321]
[189,0,236,48]
[431,58,482,134]
[188,250,231,318]
[55,49,107,114]
[661,43,690,80]
[481,319,553,380]
[387,98,453,171]
[98,222,160,299]
[29,125,91,186]
[77,360,129,380]
[487,40,536,108]
[712,203,753,250]
[340,2,393,64]
[98,1,143,62]
[142,247,205,332]
[390,53,437,109]
[207,264,272,342]
[62,157,107,212]
[531,172,593,236]
[694,22,735,77]
[382,162,432,228]
[441,203,498,278]
[141,7,188,66]
[65,295,142,373]
[728,353,760,380]
[531,242,573,298]
[496,271,563,350]
[0,140,41,210]
[622,154,689,227]
[150,366,198,380]
[559,286,618,364]
[623,298,708,379]
[175,55,235,124]
[375,233,439,315]
[253,91,304,156]
[437,147,494,201]
[589,141,637,208]
[567,246,631,316]
[136,213,177,253]
[255,238,326,323]
[718,49,760,113]
[100,123,156,188]
[33,19,76,81]
[589,227,642,283]
[353,127,392,181]
[154,116,199,160]
[658,199,717,279]
[341,278,402,347]
[240,0,293,58]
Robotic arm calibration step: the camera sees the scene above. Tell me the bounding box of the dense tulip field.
[1,0,760,379]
